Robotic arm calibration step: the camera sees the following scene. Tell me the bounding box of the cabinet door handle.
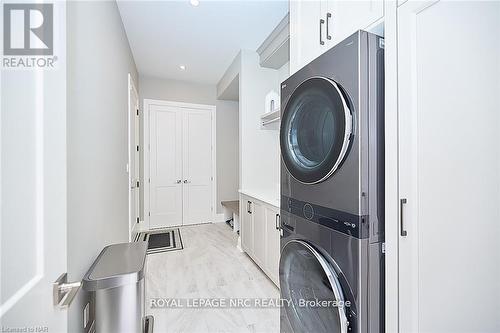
[319,19,325,45]
[247,201,252,214]
[326,13,332,40]
[275,213,280,230]
[400,198,408,236]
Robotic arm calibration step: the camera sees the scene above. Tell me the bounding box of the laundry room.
[1,1,499,333]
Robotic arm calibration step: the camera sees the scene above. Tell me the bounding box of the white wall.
[239,50,289,205]
[139,76,239,216]
[215,101,239,212]
[140,75,217,105]
[66,1,138,332]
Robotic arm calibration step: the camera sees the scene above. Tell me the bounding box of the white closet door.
[182,109,213,225]
[149,105,183,228]
[398,1,500,332]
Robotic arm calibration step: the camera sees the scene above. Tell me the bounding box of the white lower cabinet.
[265,206,280,284]
[240,194,280,286]
[250,200,266,268]
[241,198,254,257]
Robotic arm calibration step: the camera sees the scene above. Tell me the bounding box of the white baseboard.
[213,213,225,223]
[130,220,149,241]
[130,222,139,241]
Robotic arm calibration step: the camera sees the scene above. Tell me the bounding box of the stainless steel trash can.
[83,241,152,333]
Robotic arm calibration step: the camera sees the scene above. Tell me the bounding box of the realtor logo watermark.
[2,3,57,69]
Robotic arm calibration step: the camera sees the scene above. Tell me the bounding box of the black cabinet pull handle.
[400,198,408,236]
[326,13,332,40]
[319,19,325,45]
[247,201,252,214]
[275,214,280,230]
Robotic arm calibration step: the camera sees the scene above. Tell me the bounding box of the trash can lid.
[82,241,148,291]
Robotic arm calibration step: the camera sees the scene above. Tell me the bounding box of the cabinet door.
[265,207,281,286]
[241,198,253,255]
[398,1,500,332]
[327,0,384,48]
[290,0,323,73]
[251,201,266,267]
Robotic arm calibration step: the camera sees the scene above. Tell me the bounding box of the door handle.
[53,273,81,309]
[247,201,252,214]
[400,198,408,236]
[326,13,332,40]
[176,179,182,184]
[319,18,325,45]
[183,180,191,184]
[275,213,280,230]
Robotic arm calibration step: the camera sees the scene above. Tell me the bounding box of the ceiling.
[117,1,289,84]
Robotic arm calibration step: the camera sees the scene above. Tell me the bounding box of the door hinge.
[382,242,386,254]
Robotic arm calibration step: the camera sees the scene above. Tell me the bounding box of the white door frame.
[143,99,217,229]
[127,73,140,240]
[383,1,399,332]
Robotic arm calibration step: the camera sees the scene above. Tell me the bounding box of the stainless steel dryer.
[279,30,384,333]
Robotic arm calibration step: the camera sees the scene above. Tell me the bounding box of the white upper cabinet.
[290,0,384,73]
[330,1,384,45]
[290,0,323,74]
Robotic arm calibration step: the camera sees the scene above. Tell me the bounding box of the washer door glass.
[280,77,352,184]
[279,240,349,333]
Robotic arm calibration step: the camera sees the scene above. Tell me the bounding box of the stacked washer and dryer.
[279,31,384,333]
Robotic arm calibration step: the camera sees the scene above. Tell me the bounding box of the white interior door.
[128,74,140,237]
[149,105,183,228]
[134,99,140,223]
[1,3,67,328]
[398,1,500,332]
[182,108,213,225]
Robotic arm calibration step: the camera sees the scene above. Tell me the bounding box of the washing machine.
[279,30,384,333]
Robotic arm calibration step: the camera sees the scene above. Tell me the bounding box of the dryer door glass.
[280,77,352,184]
[279,240,349,333]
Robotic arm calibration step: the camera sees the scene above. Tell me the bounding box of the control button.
[303,203,314,220]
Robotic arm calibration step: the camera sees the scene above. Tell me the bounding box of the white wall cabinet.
[290,0,384,73]
[396,1,500,332]
[240,193,280,286]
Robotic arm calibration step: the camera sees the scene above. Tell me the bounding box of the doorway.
[128,74,140,239]
[143,100,216,229]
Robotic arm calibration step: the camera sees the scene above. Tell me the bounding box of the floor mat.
[135,228,183,254]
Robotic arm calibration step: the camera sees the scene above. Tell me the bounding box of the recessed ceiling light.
[190,0,199,7]
[179,65,186,70]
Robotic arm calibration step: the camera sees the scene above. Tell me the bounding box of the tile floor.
[145,223,280,333]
